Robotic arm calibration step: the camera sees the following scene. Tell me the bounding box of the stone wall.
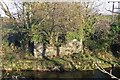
[34,39,83,58]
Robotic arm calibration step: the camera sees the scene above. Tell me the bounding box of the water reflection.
[2,67,120,79]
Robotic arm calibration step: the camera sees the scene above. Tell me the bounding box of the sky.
[98,0,120,15]
[0,0,120,17]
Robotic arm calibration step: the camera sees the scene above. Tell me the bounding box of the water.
[1,67,120,79]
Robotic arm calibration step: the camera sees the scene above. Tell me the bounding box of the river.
[1,67,120,79]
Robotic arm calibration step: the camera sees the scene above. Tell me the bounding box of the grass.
[2,46,120,71]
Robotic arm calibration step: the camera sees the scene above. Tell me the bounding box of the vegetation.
[0,1,120,79]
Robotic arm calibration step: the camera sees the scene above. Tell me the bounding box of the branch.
[0,0,16,20]
[95,62,120,80]
[83,49,120,79]
[105,8,120,14]
[12,0,22,10]
[13,1,21,20]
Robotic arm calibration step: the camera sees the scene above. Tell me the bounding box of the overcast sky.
[0,0,120,17]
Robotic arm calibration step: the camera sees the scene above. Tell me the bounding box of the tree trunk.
[28,40,34,56]
[56,45,60,57]
[42,42,46,58]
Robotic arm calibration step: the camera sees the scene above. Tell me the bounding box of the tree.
[30,3,84,57]
[0,0,35,55]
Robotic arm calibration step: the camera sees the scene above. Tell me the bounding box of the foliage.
[1,1,120,73]
[108,23,120,44]
[67,30,82,41]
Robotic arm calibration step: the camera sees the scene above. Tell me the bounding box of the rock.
[34,48,42,58]
[72,39,78,42]
[67,39,83,53]
[34,44,42,58]
[33,39,83,58]
[46,47,56,56]
[52,66,60,71]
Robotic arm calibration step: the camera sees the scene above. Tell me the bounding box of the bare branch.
[105,8,120,14]
[0,0,16,20]
[95,62,120,80]
[12,1,21,20]
[12,0,22,10]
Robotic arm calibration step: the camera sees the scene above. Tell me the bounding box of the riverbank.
[2,50,120,71]
[2,67,120,79]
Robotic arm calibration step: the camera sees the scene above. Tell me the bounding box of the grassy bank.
[2,49,120,71]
